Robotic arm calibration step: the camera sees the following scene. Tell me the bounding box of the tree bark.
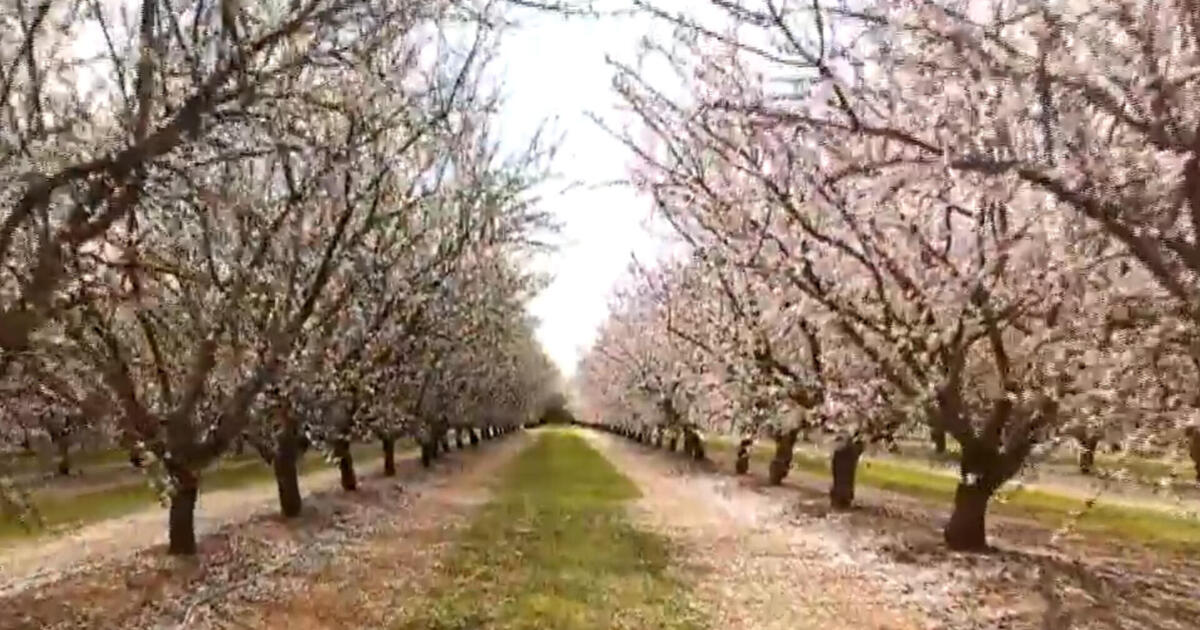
[944,481,994,551]
[439,435,451,453]
[252,438,276,464]
[168,471,200,555]
[932,427,947,454]
[382,437,397,477]
[1188,428,1200,483]
[469,427,480,446]
[829,439,864,509]
[55,438,70,476]
[1078,435,1100,475]
[420,440,435,468]
[334,440,357,491]
[768,429,799,485]
[455,429,465,450]
[667,435,678,452]
[274,428,302,518]
[683,427,706,461]
[735,438,752,475]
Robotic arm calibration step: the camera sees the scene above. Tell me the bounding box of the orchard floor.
[606,433,1200,630]
[3,428,1198,629]
[0,436,527,630]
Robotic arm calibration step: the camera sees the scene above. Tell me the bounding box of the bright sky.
[498,6,675,378]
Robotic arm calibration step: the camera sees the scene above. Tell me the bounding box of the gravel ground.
[0,436,527,630]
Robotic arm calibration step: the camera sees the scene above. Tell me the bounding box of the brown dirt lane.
[583,430,935,630]
[1,459,380,597]
[212,433,528,630]
[0,435,528,630]
[589,431,1200,630]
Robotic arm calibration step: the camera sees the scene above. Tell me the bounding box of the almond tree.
[0,0,397,375]
[582,274,716,444]
[0,351,111,476]
[718,0,1200,476]
[599,0,1145,550]
[2,0,531,555]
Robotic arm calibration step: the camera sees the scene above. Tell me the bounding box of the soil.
[592,432,1200,630]
[0,437,526,630]
[5,429,1197,630]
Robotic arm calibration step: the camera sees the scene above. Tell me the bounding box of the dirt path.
[0,457,386,597]
[211,434,529,630]
[585,431,945,630]
[598,432,1200,630]
[0,435,528,630]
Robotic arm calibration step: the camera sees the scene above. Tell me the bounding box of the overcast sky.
[497,6,675,378]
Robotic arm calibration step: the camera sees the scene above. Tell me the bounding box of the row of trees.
[577,0,1200,551]
[1,0,560,554]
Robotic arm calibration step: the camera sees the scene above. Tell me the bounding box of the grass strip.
[396,430,703,630]
[706,439,1200,550]
[0,443,390,544]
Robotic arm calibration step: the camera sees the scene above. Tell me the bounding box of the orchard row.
[577,0,1200,552]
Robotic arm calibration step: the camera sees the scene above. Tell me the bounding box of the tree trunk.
[768,429,799,485]
[683,427,706,461]
[455,430,464,450]
[335,440,357,491]
[932,427,947,454]
[735,439,752,475]
[944,482,994,551]
[274,429,302,518]
[382,437,397,476]
[420,441,434,468]
[829,439,864,509]
[252,438,276,464]
[439,435,451,453]
[1078,435,1100,475]
[1188,428,1200,483]
[469,427,480,446]
[168,471,200,555]
[667,435,678,452]
[55,438,70,476]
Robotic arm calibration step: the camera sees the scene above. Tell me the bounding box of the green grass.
[0,442,389,544]
[1,447,135,476]
[892,439,1192,481]
[707,438,1200,550]
[396,430,703,630]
